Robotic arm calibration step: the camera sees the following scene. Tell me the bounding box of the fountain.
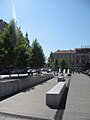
[59,68,61,74]
[67,69,69,74]
[63,69,65,75]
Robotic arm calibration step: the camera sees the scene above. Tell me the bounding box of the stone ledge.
[0,74,53,99]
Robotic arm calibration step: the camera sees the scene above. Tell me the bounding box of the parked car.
[27,69,33,75]
[32,69,37,73]
[47,69,51,73]
[10,68,26,74]
[87,71,90,76]
[36,69,42,74]
[0,69,9,75]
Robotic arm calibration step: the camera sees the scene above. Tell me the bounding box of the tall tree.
[68,59,75,71]
[0,19,29,69]
[27,46,32,67]
[60,58,66,71]
[14,27,29,68]
[54,58,59,70]
[48,51,54,68]
[31,39,45,68]
[0,20,16,67]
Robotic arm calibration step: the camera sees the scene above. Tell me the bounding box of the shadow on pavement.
[47,87,69,120]
[22,80,48,93]
[0,77,49,101]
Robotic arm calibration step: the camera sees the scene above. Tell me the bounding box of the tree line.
[47,52,75,72]
[48,51,90,72]
[0,19,45,71]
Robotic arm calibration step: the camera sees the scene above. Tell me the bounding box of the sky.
[0,0,90,58]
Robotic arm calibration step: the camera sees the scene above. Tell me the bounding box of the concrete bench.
[46,82,66,107]
[58,76,65,82]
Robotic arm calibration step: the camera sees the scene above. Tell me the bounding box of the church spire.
[26,32,29,46]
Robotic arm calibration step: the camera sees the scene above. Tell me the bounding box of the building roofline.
[54,49,76,54]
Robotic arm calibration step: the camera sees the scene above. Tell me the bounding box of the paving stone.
[0,73,90,120]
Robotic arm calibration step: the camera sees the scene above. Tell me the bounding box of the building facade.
[0,19,8,31]
[75,48,90,71]
[53,48,90,71]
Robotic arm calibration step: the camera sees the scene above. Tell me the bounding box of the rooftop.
[54,49,76,54]
[0,19,8,30]
[54,48,90,54]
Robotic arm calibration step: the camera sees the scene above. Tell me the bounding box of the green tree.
[0,20,16,68]
[48,51,54,68]
[14,39,29,68]
[0,19,29,69]
[54,58,59,70]
[27,46,32,67]
[68,59,75,71]
[30,39,45,68]
[60,58,66,71]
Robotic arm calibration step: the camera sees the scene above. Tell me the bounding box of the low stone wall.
[0,74,53,98]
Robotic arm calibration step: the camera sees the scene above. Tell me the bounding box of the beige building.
[53,48,90,71]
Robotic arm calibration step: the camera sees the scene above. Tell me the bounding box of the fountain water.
[67,69,69,74]
[63,69,65,75]
[59,68,61,73]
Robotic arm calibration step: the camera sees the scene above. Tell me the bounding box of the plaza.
[0,73,90,120]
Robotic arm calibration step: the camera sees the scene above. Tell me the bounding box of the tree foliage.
[30,39,45,68]
[48,51,54,68]
[60,58,66,70]
[0,19,46,70]
[54,58,59,70]
[0,19,29,68]
[68,59,74,71]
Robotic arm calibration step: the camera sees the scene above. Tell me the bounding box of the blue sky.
[0,0,90,58]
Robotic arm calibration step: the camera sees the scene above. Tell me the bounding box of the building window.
[76,59,79,64]
[81,59,85,64]
[87,60,90,63]
[76,55,79,58]
[81,55,85,58]
[73,55,75,58]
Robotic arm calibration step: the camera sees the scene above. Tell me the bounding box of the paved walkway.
[0,73,90,120]
[0,77,58,120]
[62,73,90,120]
